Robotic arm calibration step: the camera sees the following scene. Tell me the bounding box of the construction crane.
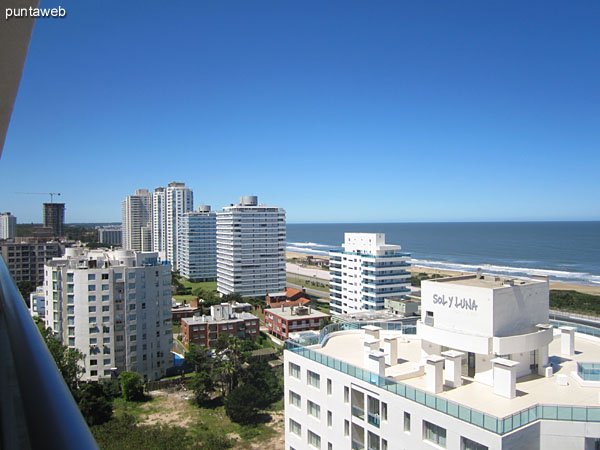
[15,192,62,203]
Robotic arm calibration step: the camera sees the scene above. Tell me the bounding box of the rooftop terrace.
[286,319,600,435]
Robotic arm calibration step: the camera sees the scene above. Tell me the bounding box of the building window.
[289,418,301,436]
[68,337,75,346]
[88,295,96,302]
[382,439,388,450]
[88,274,95,281]
[328,443,332,450]
[423,421,446,448]
[344,386,349,403]
[307,400,320,419]
[327,410,332,427]
[290,362,300,379]
[307,370,320,389]
[289,391,301,408]
[381,402,387,422]
[88,285,96,291]
[368,431,380,450]
[461,437,488,450]
[344,420,349,437]
[327,378,332,395]
[307,430,321,449]
[89,306,96,313]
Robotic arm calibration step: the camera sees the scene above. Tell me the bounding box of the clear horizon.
[1,0,598,223]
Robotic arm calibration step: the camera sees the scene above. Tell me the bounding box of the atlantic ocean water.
[287,222,600,286]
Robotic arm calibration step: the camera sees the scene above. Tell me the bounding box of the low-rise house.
[266,287,311,309]
[181,303,259,347]
[265,305,330,340]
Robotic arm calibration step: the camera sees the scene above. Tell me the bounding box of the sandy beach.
[286,251,600,296]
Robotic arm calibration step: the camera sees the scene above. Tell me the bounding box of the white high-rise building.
[0,212,17,239]
[178,206,217,281]
[216,196,286,297]
[151,182,193,269]
[121,189,152,252]
[329,233,411,314]
[44,248,172,381]
[152,187,167,261]
[285,274,600,450]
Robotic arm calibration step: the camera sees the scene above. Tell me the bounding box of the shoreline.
[286,251,600,296]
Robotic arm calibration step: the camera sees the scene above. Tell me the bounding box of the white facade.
[98,226,122,246]
[121,189,152,252]
[285,273,600,450]
[29,285,45,318]
[178,206,217,281]
[329,233,411,314]
[151,182,193,270]
[44,248,173,381]
[0,212,16,239]
[216,196,286,297]
[419,274,552,383]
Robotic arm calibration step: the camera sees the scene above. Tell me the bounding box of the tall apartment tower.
[121,189,152,252]
[0,212,17,239]
[44,248,172,381]
[178,206,217,281]
[151,182,193,269]
[329,233,411,314]
[216,196,286,297]
[43,203,65,237]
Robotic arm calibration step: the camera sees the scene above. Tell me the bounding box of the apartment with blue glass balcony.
[329,233,411,315]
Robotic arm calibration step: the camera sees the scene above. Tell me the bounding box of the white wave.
[410,258,599,285]
[288,241,337,249]
[286,245,331,256]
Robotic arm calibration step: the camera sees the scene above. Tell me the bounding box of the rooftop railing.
[0,257,98,449]
[286,319,600,436]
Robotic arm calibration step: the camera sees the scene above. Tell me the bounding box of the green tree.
[76,382,113,426]
[319,316,331,330]
[224,384,261,425]
[38,325,85,393]
[214,335,245,396]
[17,280,35,306]
[190,370,214,406]
[119,371,145,401]
[241,359,282,408]
[185,343,213,373]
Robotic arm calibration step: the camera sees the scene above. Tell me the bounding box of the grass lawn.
[286,276,329,293]
[112,391,282,449]
[173,279,218,304]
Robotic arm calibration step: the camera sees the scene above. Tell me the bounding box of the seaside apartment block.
[178,205,217,281]
[329,233,411,314]
[285,273,600,450]
[122,189,153,252]
[44,248,173,381]
[216,196,286,297]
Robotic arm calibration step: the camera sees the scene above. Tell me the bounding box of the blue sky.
[1,0,599,223]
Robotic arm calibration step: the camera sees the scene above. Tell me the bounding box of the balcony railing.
[0,257,98,449]
[285,318,600,436]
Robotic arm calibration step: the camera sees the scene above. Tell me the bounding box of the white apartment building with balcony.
[329,233,411,315]
[0,212,16,240]
[122,189,152,252]
[44,248,173,382]
[285,273,600,450]
[178,205,217,281]
[216,196,285,297]
[151,182,193,270]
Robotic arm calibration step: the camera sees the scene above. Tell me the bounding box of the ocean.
[287,222,600,286]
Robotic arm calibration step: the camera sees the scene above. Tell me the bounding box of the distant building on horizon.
[43,203,65,237]
[0,238,64,284]
[216,196,286,297]
[98,226,122,246]
[0,212,17,240]
[122,189,152,252]
[329,233,411,314]
[178,205,216,281]
[44,248,172,381]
